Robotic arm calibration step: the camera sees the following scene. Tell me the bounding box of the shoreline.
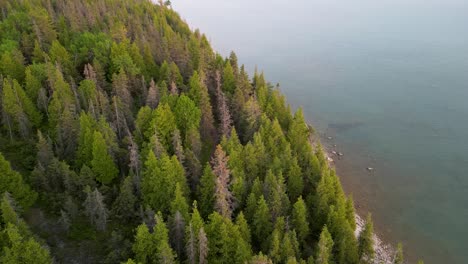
[322,141,397,264]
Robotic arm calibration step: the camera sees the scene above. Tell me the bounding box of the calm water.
[172,1,468,263]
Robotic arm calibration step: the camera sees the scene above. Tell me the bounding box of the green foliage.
[198,164,216,218]
[150,103,177,151]
[223,61,236,94]
[91,131,118,184]
[252,195,272,252]
[174,95,201,138]
[0,48,25,82]
[142,152,187,214]
[1,78,42,137]
[358,214,375,264]
[316,226,334,264]
[292,196,309,244]
[0,1,404,263]
[394,243,404,264]
[170,183,189,221]
[0,224,52,264]
[0,153,37,210]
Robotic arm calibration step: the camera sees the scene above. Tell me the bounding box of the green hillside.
[0,0,401,263]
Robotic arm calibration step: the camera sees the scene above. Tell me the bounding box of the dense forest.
[0,0,410,263]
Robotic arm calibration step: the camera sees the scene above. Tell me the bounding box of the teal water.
[172,1,468,263]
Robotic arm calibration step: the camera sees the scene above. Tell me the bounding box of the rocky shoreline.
[323,144,397,264]
[355,214,396,264]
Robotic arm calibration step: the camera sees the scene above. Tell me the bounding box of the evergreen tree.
[133,223,158,263]
[0,153,37,210]
[287,157,304,202]
[151,103,177,151]
[112,176,137,221]
[188,71,215,141]
[174,95,201,138]
[91,131,118,184]
[198,227,209,264]
[292,196,309,245]
[1,78,41,138]
[197,164,216,217]
[142,152,187,214]
[358,214,375,264]
[0,224,52,264]
[316,226,334,264]
[154,212,176,263]
[83,187,108,231]
[170,183,189,221]
[222,61,236,94]
[236,212,251,244]
[394,243,404,264]
[252,195,272,252]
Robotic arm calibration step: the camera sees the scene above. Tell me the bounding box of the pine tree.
[170,210,185,259]
[198,227,209,264]
[211,145,233,219]
[1,224,52,264]
[236,212,251,244]
[292,196,309,245]
[316,226,334,264]
[188,71,215,141]
[174,95,201,138]
[58,209,71,232]
[186,223,197,264]
[133,223,158,263]
[198,164,215,217]
[222,61,236,94]
[1,193,30,237]
[142,152,187,214]
[253,195,272,252]
[215,71,233,138]
[287,157,304,202]
[170,183,189,221]
[146,79,160,109]
[0,153,37,210]
[151,103,177,151]
[91,131,118,184]
[112,176,137,221]
[154,212,176,263]
[358,214,375,264]
[394,243,404,264]
[172,128,185,164]
[83,187,108,231]
[1,78,41,138]
[36,130,54,169]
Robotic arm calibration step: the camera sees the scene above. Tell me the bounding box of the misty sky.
[171,0,468,54]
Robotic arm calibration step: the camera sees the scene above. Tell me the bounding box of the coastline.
[322,140,397,264]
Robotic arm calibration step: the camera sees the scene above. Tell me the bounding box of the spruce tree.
[316,226,334,264]
[292,196,309,245]
[222,61,236,94]
[198,164,216,218]
[253,195,272,252]
[91,131,118,184]
[1,224,52,264]
[0,153,37,210]
[358,214,375,264]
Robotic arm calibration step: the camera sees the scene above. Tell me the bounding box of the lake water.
[172,1,468,263]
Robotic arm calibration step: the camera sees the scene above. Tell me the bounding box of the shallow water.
[173,1,468,263]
